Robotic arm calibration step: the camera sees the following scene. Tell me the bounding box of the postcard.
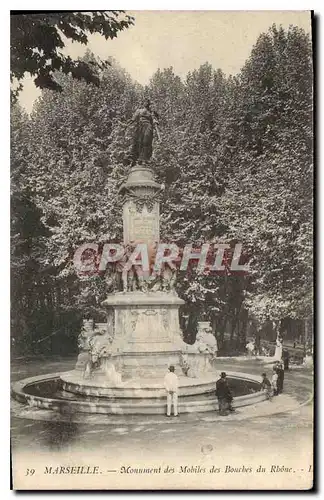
[11,10,313,490]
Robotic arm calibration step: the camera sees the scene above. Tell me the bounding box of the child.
[164,365,179,417]
[261,372,272,400]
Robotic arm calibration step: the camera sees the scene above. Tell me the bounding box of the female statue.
[129,99,160,166]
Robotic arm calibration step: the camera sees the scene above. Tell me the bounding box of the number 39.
[25,468,35,476]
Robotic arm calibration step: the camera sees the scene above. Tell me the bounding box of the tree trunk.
[238,309,248,350]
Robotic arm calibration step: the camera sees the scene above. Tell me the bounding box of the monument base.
[101,291,186,378]
[62,290,220,399]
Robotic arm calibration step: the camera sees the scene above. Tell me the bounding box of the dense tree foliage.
[223,25,313,325]
[11,25,313,354]
[10,11,134,101]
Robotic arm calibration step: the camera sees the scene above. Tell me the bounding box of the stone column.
[119,166,162,245]
[101,165,186,378]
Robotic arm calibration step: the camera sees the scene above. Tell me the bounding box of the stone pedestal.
[102,291,185,377]
[119,166,161,245]
[100,166,187,378]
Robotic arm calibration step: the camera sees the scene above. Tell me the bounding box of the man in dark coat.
[283,349,290,370]
[276,361,285,394]
[216,372,234,415]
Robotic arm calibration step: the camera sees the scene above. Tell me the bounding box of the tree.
[10,11,134,100]
[11,24,313,354]
[223,25,313,326]
[23,55,141,326]
[148,64,247,346]
[11,104,50,350]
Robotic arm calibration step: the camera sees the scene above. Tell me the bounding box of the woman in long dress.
[274,336,283,361]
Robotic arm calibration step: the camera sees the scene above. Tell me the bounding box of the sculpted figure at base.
[76,319,95,373]
[121,263,178,294]
[195,322,218,358]
[149,272,163,292]
[77,315,122,383]
[161,266,177,293]
[88,325,113,364]
[82,323,110,379]
[180,322,218,377]
[77,319,95,351]
[120,243,142,293]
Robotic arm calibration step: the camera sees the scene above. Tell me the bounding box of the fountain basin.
[11,371,266,415]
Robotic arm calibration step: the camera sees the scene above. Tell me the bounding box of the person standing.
[164,365,179,417]
[274,335,283,361]
[261,372,272,400]
[246,340,255,356]
[216,372,234,415]
[271,366,279,396]
[276,361,285,394]
[283,348,290,370]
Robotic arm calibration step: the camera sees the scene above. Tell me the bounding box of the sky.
[17,10,312,113]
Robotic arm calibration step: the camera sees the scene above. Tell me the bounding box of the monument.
[60,100,223,411]
[12,99,267,416]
